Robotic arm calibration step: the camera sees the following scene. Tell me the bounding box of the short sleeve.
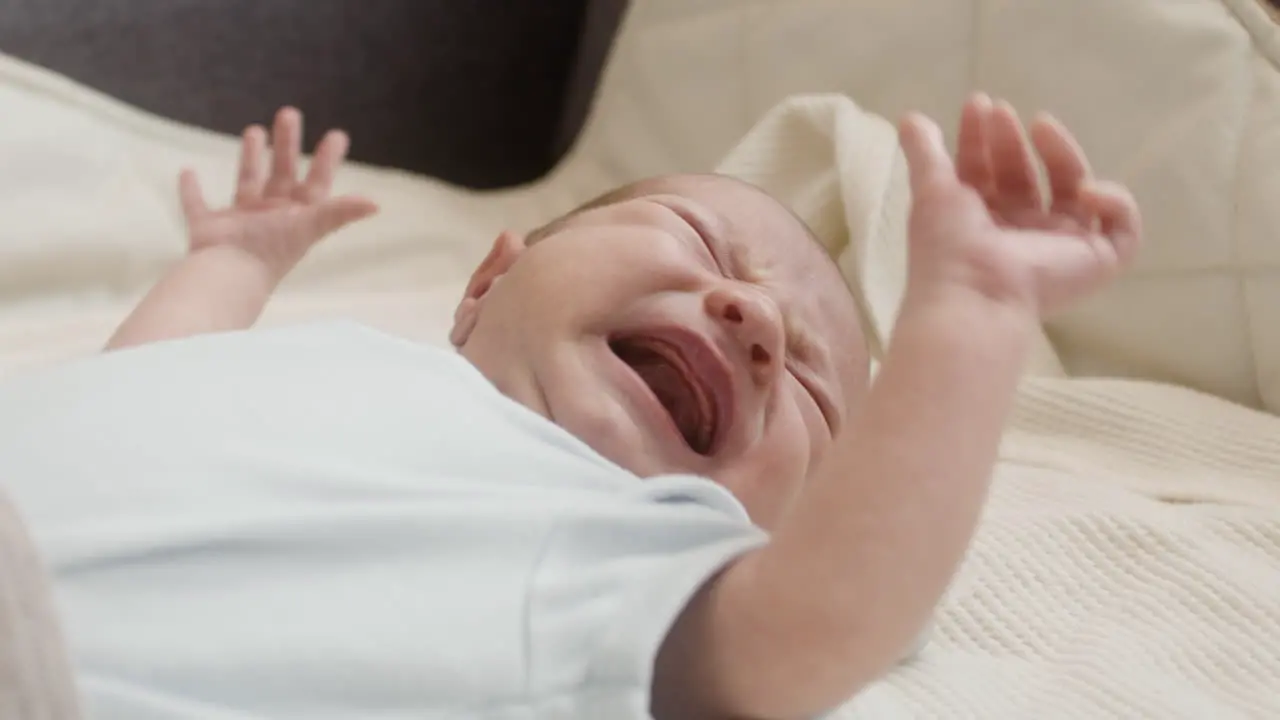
[524,475,766,719]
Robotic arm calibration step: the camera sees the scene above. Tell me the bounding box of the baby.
[0,97,1139,719]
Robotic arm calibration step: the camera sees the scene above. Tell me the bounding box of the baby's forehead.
[628,175,808,242]
[645,176,838,279]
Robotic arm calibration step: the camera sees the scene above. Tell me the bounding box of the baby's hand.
[177,107,378,282]
[898,94,1141,318]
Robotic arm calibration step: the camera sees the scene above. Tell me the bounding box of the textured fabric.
[874,376,1280,719]
[0,322,764,719]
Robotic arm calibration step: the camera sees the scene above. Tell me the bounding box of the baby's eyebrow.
[675,201,759,281]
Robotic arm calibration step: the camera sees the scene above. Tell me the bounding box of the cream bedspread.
[1,1,1279,717]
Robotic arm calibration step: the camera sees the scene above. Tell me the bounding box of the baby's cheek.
[785,387,830,474]
[740,410,816,528]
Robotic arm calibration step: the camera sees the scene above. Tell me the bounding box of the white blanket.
[1,1,1279,717]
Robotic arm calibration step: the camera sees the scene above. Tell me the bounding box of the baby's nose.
[705,285,785,385]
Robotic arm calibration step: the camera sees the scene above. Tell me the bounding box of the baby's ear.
[450,231,526,347]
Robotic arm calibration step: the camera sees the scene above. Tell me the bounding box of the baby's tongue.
[633,355,708,451]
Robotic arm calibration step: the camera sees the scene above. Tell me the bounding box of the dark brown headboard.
[0,0,629,189]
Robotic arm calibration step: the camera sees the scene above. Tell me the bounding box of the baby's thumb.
[177,169,208,221]
[310,195,380,236]
[898,113,956,196]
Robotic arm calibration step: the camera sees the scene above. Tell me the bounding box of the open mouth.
[608,332,723,456]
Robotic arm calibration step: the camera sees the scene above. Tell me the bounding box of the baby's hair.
[524,181,657,245]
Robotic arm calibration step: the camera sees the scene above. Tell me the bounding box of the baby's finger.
[307,195,380,238]
[265,107,303,198]
[300,130,351,203]
[1030,114,1091,216]
[178,169,208,221]
[989,101,1043,210]
[236,125,268,204]
[1080,180,1142,265]
[956,93,994,195]
[898,112,956,196]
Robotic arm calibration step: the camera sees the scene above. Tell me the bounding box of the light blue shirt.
[0,322,766,719]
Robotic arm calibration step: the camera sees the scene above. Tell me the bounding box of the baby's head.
[451,174,868,527]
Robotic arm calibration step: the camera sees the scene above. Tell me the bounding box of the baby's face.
[452,175,868,528]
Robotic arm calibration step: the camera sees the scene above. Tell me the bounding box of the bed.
[2,0,1279,717]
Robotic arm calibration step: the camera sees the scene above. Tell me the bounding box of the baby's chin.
[554,404,683,479]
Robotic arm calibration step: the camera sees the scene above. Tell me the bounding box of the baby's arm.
[659,287,1033,720]
[105,246,281,351]
[656,98,1142,720]
[106,108,377,351]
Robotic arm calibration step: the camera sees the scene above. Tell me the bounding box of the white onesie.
[0,322,766,719]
